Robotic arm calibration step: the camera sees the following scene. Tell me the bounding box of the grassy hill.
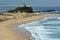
[8,5,33,13]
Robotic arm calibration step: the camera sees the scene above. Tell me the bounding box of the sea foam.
[18,17,60,40]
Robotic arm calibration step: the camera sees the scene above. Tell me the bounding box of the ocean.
[0,6,17,12]
[0,6,60,14]
[18,17,60,40]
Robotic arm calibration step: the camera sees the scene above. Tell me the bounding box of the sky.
[0,0,60,7]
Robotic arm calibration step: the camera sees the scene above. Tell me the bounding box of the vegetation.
[0,12,4,15]
[8,5,33,13]
[0,18,9,22]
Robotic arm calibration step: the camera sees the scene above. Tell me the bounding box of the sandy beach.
[0,12,60,40]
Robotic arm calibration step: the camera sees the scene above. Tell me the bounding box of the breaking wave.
[18,17,60,40]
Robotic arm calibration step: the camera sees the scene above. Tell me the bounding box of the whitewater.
[18,17,60,40]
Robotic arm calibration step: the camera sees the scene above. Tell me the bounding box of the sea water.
[18,17,60,40]
[0,6,17,12]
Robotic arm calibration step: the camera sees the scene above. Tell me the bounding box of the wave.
[18,17,60,40]
[54,11,60,12]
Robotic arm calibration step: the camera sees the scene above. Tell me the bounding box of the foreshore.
[0,12,60,40]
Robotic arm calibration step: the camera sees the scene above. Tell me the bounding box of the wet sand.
[0,13,60,40]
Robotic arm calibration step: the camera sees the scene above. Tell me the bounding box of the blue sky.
[0,0,60,7]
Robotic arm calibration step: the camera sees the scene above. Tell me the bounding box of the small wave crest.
[18,17,60,40]
[55,11,60,12]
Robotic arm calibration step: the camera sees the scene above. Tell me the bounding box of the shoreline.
[0,13,43,40]
[0,13,60,40]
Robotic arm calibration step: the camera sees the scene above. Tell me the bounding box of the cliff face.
[8,6,33,13]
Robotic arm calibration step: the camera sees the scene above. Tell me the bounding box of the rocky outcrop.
[8,5,33,13]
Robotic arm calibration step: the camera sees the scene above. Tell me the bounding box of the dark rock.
[34,10,56,13]
[41,10,55,12]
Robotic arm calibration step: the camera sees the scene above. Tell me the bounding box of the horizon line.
[0,5,60,7]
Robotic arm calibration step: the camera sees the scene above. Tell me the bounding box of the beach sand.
[0,12,60,40]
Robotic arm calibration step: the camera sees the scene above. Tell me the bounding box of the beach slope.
[0,13,60,40]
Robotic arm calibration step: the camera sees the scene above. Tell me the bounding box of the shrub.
[7,5,33,13]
